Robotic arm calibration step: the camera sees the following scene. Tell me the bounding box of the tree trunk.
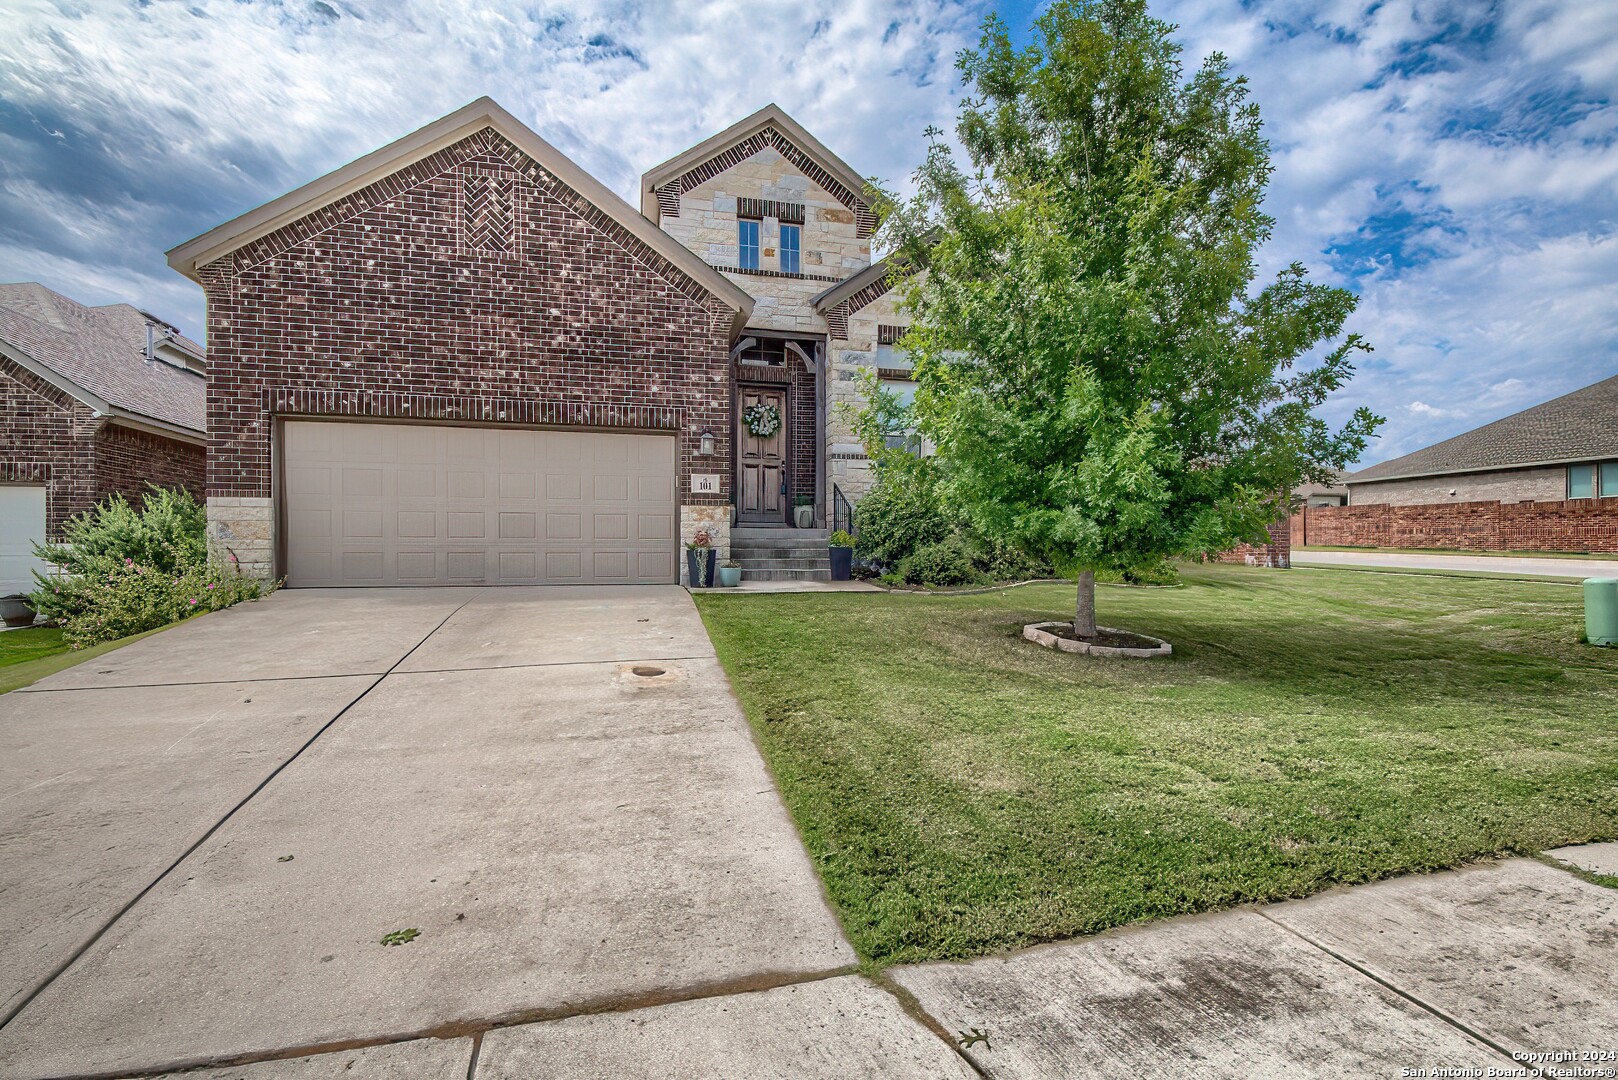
[1075,569,1097,639]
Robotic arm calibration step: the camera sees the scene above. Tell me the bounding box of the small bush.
[899,537,980,587]
[41,560,265,649]
[828,529,856,548]
[965,533,1054,582]
[28,485,268,647]
[853,467,950,569]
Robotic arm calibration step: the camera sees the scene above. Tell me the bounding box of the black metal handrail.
[832,484,856,536]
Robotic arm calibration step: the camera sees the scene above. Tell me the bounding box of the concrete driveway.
[0,588,972,1079]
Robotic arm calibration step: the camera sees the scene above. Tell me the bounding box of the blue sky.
[1,0,1614,467]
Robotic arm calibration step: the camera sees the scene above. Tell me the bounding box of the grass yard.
[694,563,1618,967]
[0,626,69,669]
[0,624,167,695]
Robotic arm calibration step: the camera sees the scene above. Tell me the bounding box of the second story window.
[779,223,801,274]
[738,219,760,270]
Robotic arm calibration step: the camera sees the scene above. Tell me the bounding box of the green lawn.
[694,564,1618,967]
[0,626,68,669]
[0,624,169,695]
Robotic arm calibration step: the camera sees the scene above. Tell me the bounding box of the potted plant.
[717,559,743,588]
[685,529,716,588]
[793,496,815,530]
[828,530,855,581]
[1,593,37,628]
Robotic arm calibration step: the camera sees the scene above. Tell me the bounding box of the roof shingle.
[0,283,205,435]
[1349,373,1618,483]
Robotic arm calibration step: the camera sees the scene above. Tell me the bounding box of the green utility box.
[1585,577,1618,646]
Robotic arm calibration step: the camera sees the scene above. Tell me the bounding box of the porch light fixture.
[699,428,716,456]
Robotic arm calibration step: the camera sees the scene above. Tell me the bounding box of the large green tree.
[875,0,1381,638]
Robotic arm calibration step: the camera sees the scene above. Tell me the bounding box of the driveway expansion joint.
[0,601,471,1037]
[1254,908,1521,1065]
[27,965,860,1080]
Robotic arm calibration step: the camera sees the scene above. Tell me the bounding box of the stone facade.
[1347,466,1567,506]
[659,146,870,336]
[679,504,731,585]
[206,497,274,579]
[197,127,733,580]
[1291,497,1618,553]
[0,355,204,538]
[826,289,910,505]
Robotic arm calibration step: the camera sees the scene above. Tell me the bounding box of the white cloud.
[1,0,1615,472]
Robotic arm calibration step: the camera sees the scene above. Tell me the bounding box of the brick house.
[1345,374,1618,507]
[168,98,914,586]
[0,283,206,594]
[1282,373,1618,554]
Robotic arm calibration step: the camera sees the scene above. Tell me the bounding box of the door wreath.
[743,402,783,438]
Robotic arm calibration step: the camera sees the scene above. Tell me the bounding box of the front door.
[737,386,787,523]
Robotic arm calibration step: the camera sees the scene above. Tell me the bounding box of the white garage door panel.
[0,485,48,595]
[283,422,677,587]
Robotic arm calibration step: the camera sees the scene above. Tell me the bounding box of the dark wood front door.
[737,386,787,523]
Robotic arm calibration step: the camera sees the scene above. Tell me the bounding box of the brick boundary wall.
[1218,518,1292,568]
[1291,497,1618,553]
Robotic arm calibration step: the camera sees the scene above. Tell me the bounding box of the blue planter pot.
[829,546,853,581]
[717,564,743,587]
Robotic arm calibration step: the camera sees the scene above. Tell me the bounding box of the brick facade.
[1218,518,1292,568]
[199,128,733,574]
[1291,498,1618,553]
[0,356,203,538]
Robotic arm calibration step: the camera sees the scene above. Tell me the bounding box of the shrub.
[899,537,980,587]
[965,533,1054,581]
[828,529,856,548]
[853,466,950,569]
[28,485,267,647]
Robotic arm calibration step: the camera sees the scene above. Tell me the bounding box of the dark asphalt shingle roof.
[1349,373,1618,483]
[0,282,205,434]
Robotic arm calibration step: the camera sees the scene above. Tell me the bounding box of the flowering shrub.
[28,486,270,648]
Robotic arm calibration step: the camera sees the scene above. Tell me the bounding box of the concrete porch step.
[737,556,832,572]
[740,567,834,581]
[732,527,829,541]
[730,546,834,561]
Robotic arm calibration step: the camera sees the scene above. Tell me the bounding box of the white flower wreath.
[743,402,783,438]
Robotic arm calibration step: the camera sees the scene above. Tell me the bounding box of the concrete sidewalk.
[1293,548,1617,580]
[20,852,1605,1080]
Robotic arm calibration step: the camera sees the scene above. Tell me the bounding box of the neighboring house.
[0,283,206,594]
[1346,374,1618,505]
[1296,483,1348,508]
[167,97,917,586]
[1290,373,1618,555]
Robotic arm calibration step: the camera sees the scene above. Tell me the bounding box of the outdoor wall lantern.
[699,428,716,456]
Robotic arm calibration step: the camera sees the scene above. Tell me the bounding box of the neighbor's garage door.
[282,421,677,587]
[0,485,47,596]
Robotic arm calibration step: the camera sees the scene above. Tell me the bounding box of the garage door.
[282,421,678,587]
[0,485,47,595]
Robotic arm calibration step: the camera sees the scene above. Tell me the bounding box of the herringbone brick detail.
[463,172,515,252]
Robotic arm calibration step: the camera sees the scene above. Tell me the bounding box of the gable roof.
[811,257,896,313]
[1348,373,1618,484]
[167,97,754,333]
[0,282,206,438]
[639,104,872,226]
